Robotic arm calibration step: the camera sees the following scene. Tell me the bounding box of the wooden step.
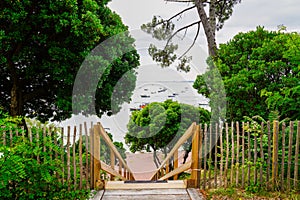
[105,180,187,190]
[101,189,190,200]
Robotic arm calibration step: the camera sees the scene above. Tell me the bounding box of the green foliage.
[194,27,300,121]
[125,99,210,153]
[0,0,139,121]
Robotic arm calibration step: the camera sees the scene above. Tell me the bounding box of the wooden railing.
[90,123,135,187]
[150,122,202,188]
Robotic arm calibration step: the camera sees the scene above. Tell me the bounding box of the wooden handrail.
[158,160,192,180]
[95,123,135,180]
[150,122,196,180]
[100,161,126,181]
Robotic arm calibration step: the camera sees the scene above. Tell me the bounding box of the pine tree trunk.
[194,0,217,57]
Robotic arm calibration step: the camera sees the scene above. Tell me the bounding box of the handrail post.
[191,124,201,188]
[110,149,115,180]
[93,125,102,189]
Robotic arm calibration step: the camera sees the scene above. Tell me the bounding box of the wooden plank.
[236,121,240,186]
[96,123,134,179]
[90,127,94,188]
[150,123,196,180]
[272,121,279,187]
[84,122,89,189]
[191,125,200,188]
[214,123,218,188]
[101,161,125,181]
[104,188,188,195]
[187,188,204,200]
[102,194,190,200]
[54,127,58,160]
[61,127,64,184]
[281,122,286,191]
[73,126,77,190]
[225,122,229,188]
[259,122,264,185]
[242,122,245,188]
[294,121,300,189]
[287,121,293,190]
[9,127,12,147]
[2,128,6,146]
[199,124,203,186]
[230,122,234,185]
[174,149,179,180]
[203,124,208,189]
[110,149,115,180]
[93,125,101,188]
[166,158,170,179]
[267,121,271,186]
[219,123,223,188]
[254,125,257,184]
[159,161,192,181]
[208,124,212,189]
[67,126,71,191]
[79,124,83,189]
[89,190,104,200]
[105,180,187,190]
[43,127,47,162]
[29,127,33,144]
[247,122,251,186]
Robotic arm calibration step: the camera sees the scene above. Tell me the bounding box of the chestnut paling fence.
[0,122,134,191]
[149,120,300,191]
[1,120,299,191]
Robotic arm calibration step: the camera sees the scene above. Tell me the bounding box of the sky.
[60,0,300,148]
[108,0,300,44]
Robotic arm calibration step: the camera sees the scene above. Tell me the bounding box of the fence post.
[191,124,201,188]
[272,120,279,188]
[93,125,101,189]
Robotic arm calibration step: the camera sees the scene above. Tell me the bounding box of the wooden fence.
[0,122,134,191]
[197,120,300,191]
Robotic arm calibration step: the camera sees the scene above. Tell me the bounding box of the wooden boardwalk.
[90,180,204,200]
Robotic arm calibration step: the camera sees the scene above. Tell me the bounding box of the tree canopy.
[141,0,241,71]
[0,0,139,122]
[125,99,210,166]
[194,27,300,121]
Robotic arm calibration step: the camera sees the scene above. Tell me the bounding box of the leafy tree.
[194,27,300,121]
[141,0,241,70]
[125,99,210,167]
[0,0,139,122]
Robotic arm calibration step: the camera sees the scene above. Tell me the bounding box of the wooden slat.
[247,122,251,186]
[225,123,229,188]
[43,127,46,162]
[208,124,212,189]
[214,124,218,188]
[259,122,264,185]
[105,181,187,190]
[93,125,101,188]
[230,122,234,185]
[110,149,115,180]
[90,127,94,188]
[220,123,223,188]
[48,127,52,160]
[2,128,6,146]
[79,124,83,189]
[61,127,64,184]
[73,126,77,190]
[281,122,286,191]
[242,122,245,188]
[287,121,293,190]
[101,161,125,181]
[29,127,33,144]
[150,123,196,180]
[254,125,257,184]
[174,150,178,180]
[159,161,192,180]
[191,125,200,188]
[84,122,89,189]
[294,121,300,189]
[272,121,279,187]
[203,124,207,189]
[104,188,188,195]
[54,127,58,160]
[267,121,271,185]
[236,121,240,186]
[96,124,134,179]
[67,126,71,191]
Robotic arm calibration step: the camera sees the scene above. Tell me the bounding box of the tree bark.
[194,0,217,57]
